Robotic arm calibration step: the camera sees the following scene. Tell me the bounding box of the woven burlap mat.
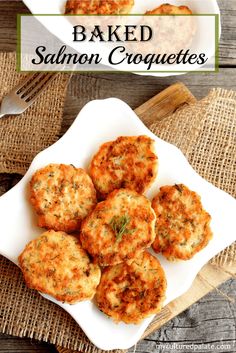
[0,52,70,175]
[0,73,235,352]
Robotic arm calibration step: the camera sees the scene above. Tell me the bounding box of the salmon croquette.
[80,188,156,266]
[96,251,167,324]
[29,164,97,233]
[144,4,194,55]
[146,3,192,15]
[18,230,101,304]
[90,136,158,198]
[65,0,134,14]
[152,184,212,260]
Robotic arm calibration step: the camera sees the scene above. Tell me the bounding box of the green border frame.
[17,14,219,74]
[17,14,21,72]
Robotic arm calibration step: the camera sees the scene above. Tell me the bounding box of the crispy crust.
[65,0,134,14]
[152,184,212,260]
[18,230,101,304]
[90,136,158,198]
[146,4,192,15]
[96,251,167,324]
[30,164,97,233]
[80,188,156,266]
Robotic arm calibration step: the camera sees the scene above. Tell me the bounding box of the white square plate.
[0,98,235,350]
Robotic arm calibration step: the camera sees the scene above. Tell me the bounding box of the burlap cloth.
[0,52,70,175]
[0,54,235,352]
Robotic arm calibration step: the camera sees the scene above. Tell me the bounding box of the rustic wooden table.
[0,1,235,352]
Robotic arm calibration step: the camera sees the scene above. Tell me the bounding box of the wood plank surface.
[0,333,58,353]
[137,279,236,353]
[218,0,236,66]
[62,68,236,136]
[0,0,235,352]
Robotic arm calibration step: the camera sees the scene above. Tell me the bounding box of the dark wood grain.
[135,279,236,353]
[0,0,235,352]
[218,0,236,66]
[0,333,58,353]
[61,68,236,136]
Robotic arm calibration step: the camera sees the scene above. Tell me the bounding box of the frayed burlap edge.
[0,52,71,175]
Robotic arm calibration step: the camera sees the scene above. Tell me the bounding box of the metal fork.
[0,73,57,119]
